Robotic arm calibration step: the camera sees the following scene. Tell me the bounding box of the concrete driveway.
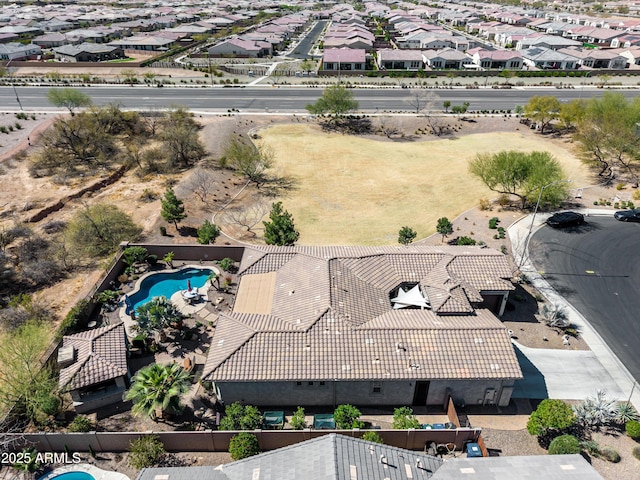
[512,342,624,401]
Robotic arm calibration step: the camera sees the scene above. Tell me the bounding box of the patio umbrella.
[187,279,192,291]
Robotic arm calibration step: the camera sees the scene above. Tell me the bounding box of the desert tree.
[436,217,453,242]
[225,201,270,238]
[197,220,220,244]
[404,89,431,114]
[161,107,206,170]
[66,203,141,257]
[222,136,274,187]
[378,116,400,138]
[398,226,417,245]
[160,187,187,230]
[46,87,92,115]
[187,168,218,205]
[524,95,561,134]
[263,201,299,246]
[306,83,359,118]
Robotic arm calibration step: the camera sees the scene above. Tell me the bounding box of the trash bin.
[466,442,483,458]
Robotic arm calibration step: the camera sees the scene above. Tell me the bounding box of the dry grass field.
[258,122,592,245]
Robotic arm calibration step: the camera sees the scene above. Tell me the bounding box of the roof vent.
[474,338,484,344]
[289,290,295,296]
[396,342,406,352]
[342,364,351,371]
[57,345,75,367]
[410,362,421,370]
[379,454,387,465]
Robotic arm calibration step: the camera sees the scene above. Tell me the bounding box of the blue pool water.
[128,267,212,312]
[51,473,95,480]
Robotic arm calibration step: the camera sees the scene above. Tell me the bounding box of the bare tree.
[422,91,450,136]
[378,116,401,139]
[404,89,432,114]
[187,168,217,205]
[225,201,270,237]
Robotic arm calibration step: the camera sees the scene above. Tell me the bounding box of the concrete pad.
[512,342,624,401]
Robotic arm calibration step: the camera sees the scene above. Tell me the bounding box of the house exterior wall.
[428,379,514,408]
[208,42,257,57]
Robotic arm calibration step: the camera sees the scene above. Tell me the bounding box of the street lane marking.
[586,270,595,274]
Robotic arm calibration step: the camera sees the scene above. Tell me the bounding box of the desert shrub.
[290,406,307,430]
[626,420,640,439]
[548,434,581,455]
[573,390,616,430]
[527,399,575,436]
[217,257,235,272]
[616,403,639,423]
[334,404,364,429]
[616,182,626,190]
[128,435,165,469]
[68,415,94,432]
[580,439,600,456]
[56,298,91,340]
[633,445,640,460]
[392,406,421,429]
[489,217,499,229]
[479,198,491,210]
[456,236,476,246]
[600,446,620,463]
[361,431,384,444]
[633,190,640,201]
[229,432,260,460]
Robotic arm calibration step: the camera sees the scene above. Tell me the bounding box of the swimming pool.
[49,473,94,480]
[128,267,213,312]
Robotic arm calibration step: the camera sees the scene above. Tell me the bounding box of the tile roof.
[59,322,128,391]
[203,246,521,383]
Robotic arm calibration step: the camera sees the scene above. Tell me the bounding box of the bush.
[361,431,384,444]
[334,404,364,429]
[527,399,575,436]
[56,299,91,340]
[219,402,262,430]
[456,236,476,246]
[290,406,307,430]
[548,434,581,455]
[489,217,499,229]
[633,445,640,460]
[479,198,491,211]
[392,406,421,429]
[600,446,620,463]
[217,257,235,272]
[128,435,165,469]
[626,420,640,439]
[159,226,167,236]
[229,432,260,460]
[68,415,94,432]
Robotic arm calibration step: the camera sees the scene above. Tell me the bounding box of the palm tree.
[125,363,192,421]
[134,296,182,338]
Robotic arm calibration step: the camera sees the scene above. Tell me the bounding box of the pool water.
[129,267,213,312]
[51,473,95,480]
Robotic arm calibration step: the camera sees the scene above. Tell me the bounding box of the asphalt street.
[528,215,640,383]
[1,85,638,113]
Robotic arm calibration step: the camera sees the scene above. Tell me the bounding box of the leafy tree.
[121,69,138,86]
[306,83,359,118]
[290,406,307,430]
[229,432,260,460]
[334,404,364,429]
[526,399,575,436]
[125,363,192,421]
[398,226,417,245]
[163,251,175,268]
[160,107,206,169]
[222,137,274,186]
[361,431,384,443]
[548,434,581,455]
[47,88,92,115]
[263,202,299,246]
[436,217,453,242]
[218,257,235,272]
[524,95,561,134]
[161,187,187,230]
[558,99,587,131]
[197,220,220,245]
[65,204,141,257]
[133,296,182,338]
[392,406,421,429]
[451,102,470,115]
[219,402,263,430]
[443,100,451,112]
[128,435,165,469]
[469,150,566,209]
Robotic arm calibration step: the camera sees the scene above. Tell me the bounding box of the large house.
[202,245,522,408]
[322,47,366,72]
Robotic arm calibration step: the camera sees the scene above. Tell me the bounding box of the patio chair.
[262,411,285,430]
[313,413,335,429]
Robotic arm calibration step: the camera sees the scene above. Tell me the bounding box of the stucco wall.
[428,380,513,407]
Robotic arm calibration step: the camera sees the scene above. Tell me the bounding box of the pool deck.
[39,463,130,480]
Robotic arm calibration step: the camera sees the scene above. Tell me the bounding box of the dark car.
[546,211,585,228]
[614,208,640,222]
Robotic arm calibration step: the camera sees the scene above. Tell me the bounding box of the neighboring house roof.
[54,43,121,56]
[323,47,366,63]
[521,47,579,63]
[59,322,128,391]
[377,48,423,61]
[203,246,521,384]
[137,434,444,480]
[430,454,604,480]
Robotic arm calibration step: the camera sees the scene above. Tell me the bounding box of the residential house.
[469,48,523,70]
[53,43,125,62]
[0,32,19,44]
[377,48,423,70]
[423,47,473,69]
[202,245,521,408]
[108,34,175,52]
[564,26,624,47]
[322,47,366,71]
[516,34,582,51]
[619,47,640,66]
[32,32,68,48]
[208,37,272,58]
[0,42,41,60]
[520,47,579,70]
[610,34,640,49]
[558,47,627,69]
[58,322,130,414]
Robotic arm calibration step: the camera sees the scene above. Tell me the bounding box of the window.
[296,381,303,387]
[308,381,314,386]
[371,381,382,394]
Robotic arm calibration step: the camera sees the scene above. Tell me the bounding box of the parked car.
[546,211,585,228]
[614,208,640,222]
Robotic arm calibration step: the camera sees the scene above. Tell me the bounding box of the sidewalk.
[508,208,640,411]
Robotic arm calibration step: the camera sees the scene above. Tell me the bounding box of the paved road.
[1,85,638,112]
[288,20,327,59]
[528,215,640,383]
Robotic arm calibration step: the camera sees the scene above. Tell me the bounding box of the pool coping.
[39,463,130,480]
[118,264,219,338]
